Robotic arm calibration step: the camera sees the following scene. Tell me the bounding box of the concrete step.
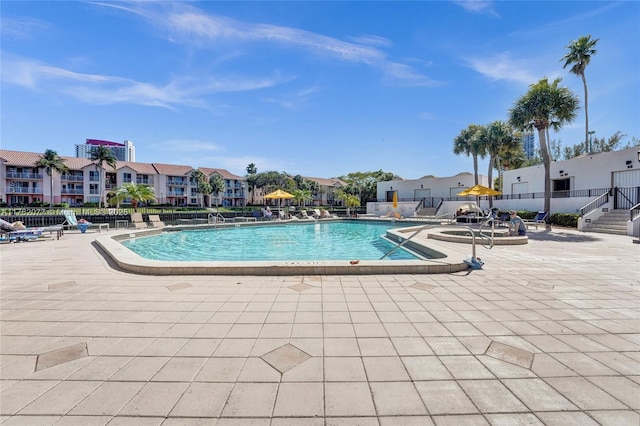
[584,227,628,235]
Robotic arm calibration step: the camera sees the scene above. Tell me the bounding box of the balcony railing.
[136,178,154,185]
[167,191,186,196]
[167,179,187,186]
[6,187,42,194]
[61,175,84,181]
[61,189,85,194]
[6,172,43,180]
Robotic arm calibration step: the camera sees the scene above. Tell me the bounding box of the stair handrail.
[580,192,609,216]
[630,202,640,221]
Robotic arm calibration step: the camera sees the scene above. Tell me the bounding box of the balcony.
[167,191,186,196]
[6,187,42,194]
[136,178,154,185]
[61,174,84,181]
[62,189,85,194]
[6,172,43,180]
[167,179,187,186]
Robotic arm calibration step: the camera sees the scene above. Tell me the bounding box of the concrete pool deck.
[1,224,639,425]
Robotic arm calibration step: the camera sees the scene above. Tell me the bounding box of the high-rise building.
[75,139,135,162]
[521,132,536,160]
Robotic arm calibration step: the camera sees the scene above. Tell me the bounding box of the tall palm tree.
[453,124,486,186]
[209,174,225,211]
[509,77,579,230]
[89,146,117,207]
[190,169,209,207]
[482,121,521,207]
[561,35,598,154]
[34,149,69,208]
[246,163,258,204]
[112,183,156,211]
[336,189,360,217]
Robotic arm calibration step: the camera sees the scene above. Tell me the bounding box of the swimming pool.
[123,221,420,261]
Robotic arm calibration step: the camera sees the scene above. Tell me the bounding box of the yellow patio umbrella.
[264,189,295,200]
[264,189,295,212]
[457,184,502,197]
[392,191,398,208]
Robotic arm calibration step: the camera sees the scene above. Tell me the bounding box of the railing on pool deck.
[208,213,226,228]
[379,223,441,260]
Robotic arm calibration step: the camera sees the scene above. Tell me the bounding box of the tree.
[89,146,117,207]
[335,170,398,203]
[246,163,258,204]
[292,189,312,207]
[481,121,521,207]
[190,169,210,207]
[453,124,486,187]
[209,174,225,210]
[112,183,156,211]
[509,77,579,230]
[34,149,69,208]
[562,35,598,154]
[336,189,360,217]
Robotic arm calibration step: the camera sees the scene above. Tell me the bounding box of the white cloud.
[464,52,543,85]
[1,52,290,108]
[453,1,499,17]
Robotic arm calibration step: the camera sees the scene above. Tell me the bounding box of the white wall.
[377,172,488,201]
[503,147,640,194]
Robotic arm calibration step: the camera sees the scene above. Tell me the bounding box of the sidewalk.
[1,228,639,425]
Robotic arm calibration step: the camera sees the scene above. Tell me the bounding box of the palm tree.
[190,169,209,207]
[209,174,225,211]
[453,124,486,186]
[336,189,360,217]
[509,77,579,230]
[34,149,69,208]
[89,146,117,207]
[561,35,598,154]
[113,183,156,211]
[292,189,312,207]
[482,121,521,207]
[246,163,258,204]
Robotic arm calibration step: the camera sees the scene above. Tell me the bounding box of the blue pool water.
[122,221,419,261]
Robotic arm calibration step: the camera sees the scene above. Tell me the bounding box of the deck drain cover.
[167,282,193,291]
[485,341,534,369]
[36,342,88,371]
[48,281,76,290]
[527,282,554,290]
[411,282,436,291]
[261,343,311,373]
[289,283,313,292]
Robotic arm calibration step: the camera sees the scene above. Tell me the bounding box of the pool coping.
[95,220,474,275]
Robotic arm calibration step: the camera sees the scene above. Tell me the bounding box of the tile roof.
[304,176,347,187]
[151,163,193,176]
[200,167,245,180]
[117,161,157,174]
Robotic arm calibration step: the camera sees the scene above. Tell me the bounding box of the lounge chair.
[524,211,549,230]
[62,209,109,233]
[0,220,44,242]
[148,215,165,228]
[311,209,322,219]
[298,210,311,219]
[130,212,148,229]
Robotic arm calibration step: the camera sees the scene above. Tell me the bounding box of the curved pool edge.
[95,225,471,276]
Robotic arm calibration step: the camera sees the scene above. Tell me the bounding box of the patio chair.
[62,209,109,233]
[148,215,165,228]
[524,211,548,230]
[311,209,322,219]
[298,210,311,219]
[130,212,148,229]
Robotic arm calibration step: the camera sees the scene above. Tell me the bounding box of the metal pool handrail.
[379,223,440,260]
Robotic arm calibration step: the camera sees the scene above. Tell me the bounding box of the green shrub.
[550,213,579,228]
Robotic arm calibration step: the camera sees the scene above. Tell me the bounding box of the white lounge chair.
[148,215,165,228]
[130,212,148,229]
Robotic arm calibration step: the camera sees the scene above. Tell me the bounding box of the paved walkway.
[1,226,639,425]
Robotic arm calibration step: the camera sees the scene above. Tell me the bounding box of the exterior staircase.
[417,207,437,216]
[583,209,629,235]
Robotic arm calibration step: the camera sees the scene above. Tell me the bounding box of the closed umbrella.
[392,191,398,208]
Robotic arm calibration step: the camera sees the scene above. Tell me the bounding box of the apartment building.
[76,139,136,162]
[0,150,246,207]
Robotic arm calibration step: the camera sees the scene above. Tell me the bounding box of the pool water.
[122,221,419,261]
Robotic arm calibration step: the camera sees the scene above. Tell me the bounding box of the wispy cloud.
[1,52,290,108]
[103,1,440,88]
[464,52,549,85]
[262,85,320,110]
[453,1,499,17]
[157,140,223,152]
[0,17,51,39]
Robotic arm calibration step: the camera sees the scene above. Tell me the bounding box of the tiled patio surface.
[1,226,639,425]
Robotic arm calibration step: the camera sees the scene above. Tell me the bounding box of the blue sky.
[2,1,639,179]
